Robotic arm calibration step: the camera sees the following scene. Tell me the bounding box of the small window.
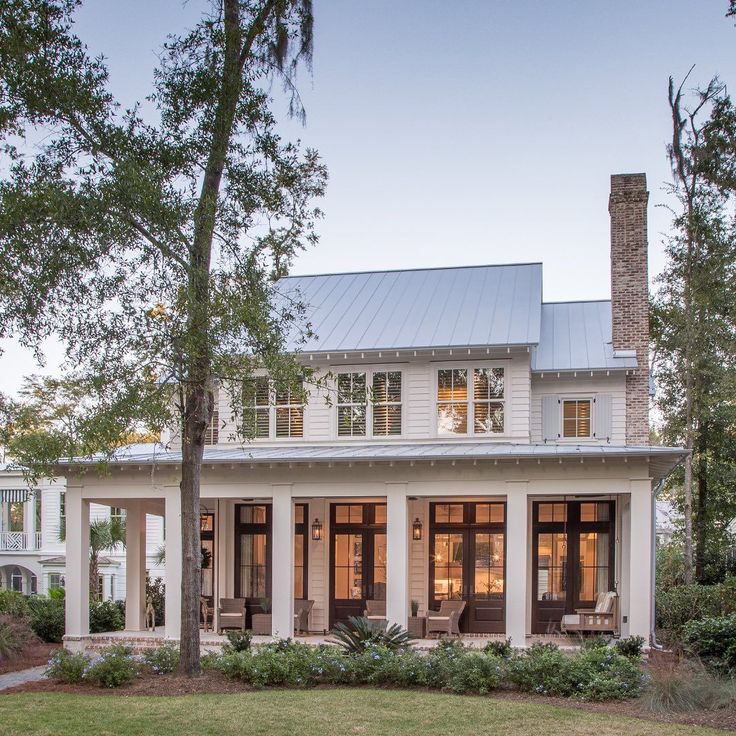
[334,504,364,524]
[373,504,387,524]
[275,385,304,438]
[239,505,268,524]
[580,502,610,522]
[48,573,65,591]
[372,372,402,436]
[475,503,505,524]
[204,407,220,445]
[244,378,270,438]
[434,504,464,524]
[200,513,215,532]
[337,373,367,437]
[473,368,504,434]
[294,505,305,524]
[562,399,591,438]
[437,369,468,435]
[9,502,24,532]
[538,503,567,523]
[110,507,126,524]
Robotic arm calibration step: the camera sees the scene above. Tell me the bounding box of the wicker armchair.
[561,592,618,635]
[218,597,246,634]
[426,600,466,637]
[294,599,314,635]
[363,599,386,627]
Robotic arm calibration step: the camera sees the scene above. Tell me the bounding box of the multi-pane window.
[337,372,367,436]
[48,573,65,591]
[337,371,403,437]
[110,507,126,524]
[437,366,505,435]
[562,399,591,438]
[244,378,303,439]
[372,371,402,436]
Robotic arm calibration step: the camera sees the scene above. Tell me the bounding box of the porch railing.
[0,531,42,551]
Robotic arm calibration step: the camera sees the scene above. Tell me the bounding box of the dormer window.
[436,365,505,436]
[562,399,591,438]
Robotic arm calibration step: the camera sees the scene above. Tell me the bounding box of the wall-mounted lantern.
[412,517,423,541]
[311,517,323,541]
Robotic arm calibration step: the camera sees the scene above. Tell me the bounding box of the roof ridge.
[543,299,611,305]
[281,262,543,280]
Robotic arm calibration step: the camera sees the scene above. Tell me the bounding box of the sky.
[1,0,735,394]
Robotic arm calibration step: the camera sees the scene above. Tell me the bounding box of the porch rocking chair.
[426,600,466,637]
[560,591,618,635]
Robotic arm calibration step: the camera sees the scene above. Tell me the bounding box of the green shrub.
[0,614,37,661]
[0,590,30,620]
[45,649,89,684]
[567,646,643,700]
[507,642,573,696]
[27,596,65,643]
[446,651,503,694]
[484,638,513,658]
[89,600,125,634]
[682,614,736,674]
[643,660,736,712]
[614,635,645,659]
[143,644,180,674]
[331,616,412,654]
[224,629,253,653]
[146,577,165,625]
[85,645,139,688]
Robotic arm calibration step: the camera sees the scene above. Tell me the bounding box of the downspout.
[650,478,666,650]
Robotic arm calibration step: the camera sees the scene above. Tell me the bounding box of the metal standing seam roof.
[531,300,638,372]
[278,263,543,353]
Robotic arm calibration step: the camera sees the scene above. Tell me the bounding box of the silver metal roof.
[279,263,543,352]
[67,441,686,483]
[532,301,638,372]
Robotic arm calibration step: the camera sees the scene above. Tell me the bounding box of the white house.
[0,466,165,599]
[58,173,685,647]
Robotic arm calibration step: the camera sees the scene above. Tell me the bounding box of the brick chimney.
[609,173,649,445]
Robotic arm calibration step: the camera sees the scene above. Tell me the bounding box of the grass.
[0,690,727,736]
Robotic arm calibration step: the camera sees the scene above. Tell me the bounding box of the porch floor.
[65,628,585,653]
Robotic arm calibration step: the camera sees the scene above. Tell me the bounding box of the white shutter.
[593,394,612,442]
[542,396,560,442]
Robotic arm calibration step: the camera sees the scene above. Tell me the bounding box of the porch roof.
[66,441,686,483]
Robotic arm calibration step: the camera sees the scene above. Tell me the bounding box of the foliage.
[146,577,165,626]
[614,636,646,659]
[507,642,573,696]
[0,614,37,661]
[656,543,687,591]
[45,649,89,684]
[84,645,139,688]
[143,644,180,675]
[410,599,419,616]
[224,629,253,653]
[483,637,513,659]
[331,616,412,655]
[27,595,65,643]
[643,660,736,712]
[682,614,736,674]
[0,590,30,620]
[89,600,125,634]
[258,598,272,614]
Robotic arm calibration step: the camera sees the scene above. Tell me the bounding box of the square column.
[65,488,90,639]
[271,484,294,638]
[628,480,653,641]
[386,483,409,629]
[125,501,147,631]
[164,487,182,640]
[505,481,528,648]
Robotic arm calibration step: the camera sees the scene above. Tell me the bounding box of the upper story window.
[436,366,505,436]
[204,401,220,445]
[244,378,304,439]
[110,507,127,525]
[337,370,402,437]
[562,399,591,438]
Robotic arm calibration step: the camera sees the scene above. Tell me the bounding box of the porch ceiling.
[63,442,687,483]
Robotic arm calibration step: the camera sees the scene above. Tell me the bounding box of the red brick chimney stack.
[609,173,650,446]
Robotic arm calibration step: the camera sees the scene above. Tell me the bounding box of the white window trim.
[558,395,595,441]
[432,361,510,438]
[244,375,306,442]
[332,365,406,441]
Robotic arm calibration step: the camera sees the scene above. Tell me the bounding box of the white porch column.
[505,481,528,648]
[65,487,90,639]
[125,501,147,631]
[628,480,653,641]
[271,484,294,638]
[386,483,409,629]
[164,487,182,639]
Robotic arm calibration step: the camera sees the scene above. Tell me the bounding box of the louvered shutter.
[593,394,612,442]
[542,396,560,442]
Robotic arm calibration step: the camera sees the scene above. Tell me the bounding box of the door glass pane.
[374,504,387,525]
[240,505,267,524]
[334,533,363,600]
[537,532,567,601]
[294,535,304,599]
[432,533,464,600]
[578,532,609,601]
[373,534,387,600]
[434,504,464,524]
[475,503,504,524]
[580,502,610,522]
[473,532,504,599]
[239,533,267,598]
[537,503,567,522]
[201,539,214,597]
[335,505,363,524]
[294,505,305,524]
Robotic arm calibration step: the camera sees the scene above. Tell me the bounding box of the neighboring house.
[59,173,685,646]
[0,465,165,599]
[655,500,680,547]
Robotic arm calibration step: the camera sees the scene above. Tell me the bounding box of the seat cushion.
[427,616,450,621]
[562,614,581,626]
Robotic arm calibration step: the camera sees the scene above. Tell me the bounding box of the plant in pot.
[251,598,272,636]
[410,600,420,617]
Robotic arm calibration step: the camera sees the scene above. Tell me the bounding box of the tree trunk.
[89,552,100,602]
[695,430,708,582]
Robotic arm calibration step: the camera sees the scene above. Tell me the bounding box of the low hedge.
[682,614,736,675]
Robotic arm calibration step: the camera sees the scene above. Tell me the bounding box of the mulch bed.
[0,643,61,676]
[2,670,735,731]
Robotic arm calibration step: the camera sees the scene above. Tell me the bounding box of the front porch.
[60,448,670,650]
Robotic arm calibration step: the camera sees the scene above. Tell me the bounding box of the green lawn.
[0,690,725,736]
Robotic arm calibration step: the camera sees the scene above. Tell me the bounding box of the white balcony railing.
[0,531,42,551]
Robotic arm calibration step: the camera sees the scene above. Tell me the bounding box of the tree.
[652,71,736,583]
[0,0,326,675]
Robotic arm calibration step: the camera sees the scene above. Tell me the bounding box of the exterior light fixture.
[412,517,423,541]
[311,517,323,541]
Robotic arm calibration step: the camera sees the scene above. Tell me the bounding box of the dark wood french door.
[329,503,386,628]
[531,500,616,634]
[428,502,506,633]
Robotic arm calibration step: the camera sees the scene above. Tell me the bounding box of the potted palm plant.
[251,597,272,635]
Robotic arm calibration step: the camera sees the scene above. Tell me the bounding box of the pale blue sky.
[1,0,735,393]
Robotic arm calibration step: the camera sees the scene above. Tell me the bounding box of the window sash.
[244,378,304,439]
[562,399,591,438]
[372,371,402,436]
[437,366,505,436]
[337,371,402,438]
